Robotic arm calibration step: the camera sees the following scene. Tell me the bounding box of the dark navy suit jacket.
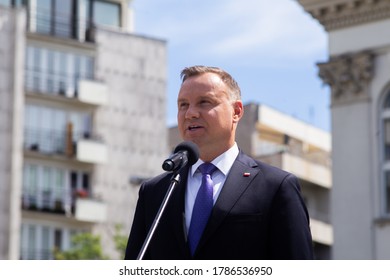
[125,151,314,260]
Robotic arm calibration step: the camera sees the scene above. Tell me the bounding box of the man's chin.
[182,137,202,147]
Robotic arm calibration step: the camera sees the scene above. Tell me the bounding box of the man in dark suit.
[125,65,314,260]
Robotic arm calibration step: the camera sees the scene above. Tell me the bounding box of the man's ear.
[232,101,244,123]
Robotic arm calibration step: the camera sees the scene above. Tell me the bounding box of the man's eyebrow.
[177,98,188,103]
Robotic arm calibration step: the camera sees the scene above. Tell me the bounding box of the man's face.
[177,72,243,161]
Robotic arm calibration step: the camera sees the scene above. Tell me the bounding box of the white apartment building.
[299,0,390,259]
[169,103,333,259]
[0,0,167,259]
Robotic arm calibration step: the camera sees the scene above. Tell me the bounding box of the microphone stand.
[137,171,181,260]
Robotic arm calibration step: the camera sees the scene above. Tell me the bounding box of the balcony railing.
[21,187,72,215]
[24,127,103,157]
[20,248,54,260]
[22,187,91,214]
[25,68,93,99]
[26,7,95,42]
[254,141,331,168]
[22,187,107,223]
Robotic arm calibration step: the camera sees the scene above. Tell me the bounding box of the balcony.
[21,190,71,215]
[20,248,54,260]
[21,188,107,223]
[257,151,332,189]
[25,69,107,106]
[310,218,333,246]
[26,7,95,42]
[77,79,108,106]
[74,197,107,223]
[76,138,107,164]
[24,127,107,164]
[255,140,331,188]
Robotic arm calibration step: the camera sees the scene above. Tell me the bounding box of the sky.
[131,0,331,132]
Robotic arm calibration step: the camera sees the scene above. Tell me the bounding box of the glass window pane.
[70,171,78,190]
[25,46,34,90]
[384,119,390,161]
[82,113,91,137]
[54,110,66,153]
[15,0,25,7]
[25,105,40,150]
[40,107,51,152]
[29,165,38,194]
[83,56,94,80]
[41,227,50,259]
[386,171,390,214]
[54,229,62,249]
[33,47,42,91]
[82,173,90,191]
[54,0,72,37]
[93,1,120,27]
[42,167,50,192]
[384,92,390,109]
[0,0,11,7]
[27,225,37,259]
[69,113,81,140]
[59,52,67,95]
[47,50,55,92]
[36,0,52,34]
[54,169,64,200]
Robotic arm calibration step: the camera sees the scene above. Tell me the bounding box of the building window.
[70,170,90,197]
[381,91,390,215]
[24,0,122,40]
[0,0,11,7]
[92,0,120,27]
[28,0,75,38]
[22,164,68,213]
[24,104,93,154]
[0,0,23,6]
[25,46,94,97]
[22,163,91,214]
[20,224,81,259]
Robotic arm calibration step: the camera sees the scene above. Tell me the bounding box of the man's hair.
[180,65,241,101]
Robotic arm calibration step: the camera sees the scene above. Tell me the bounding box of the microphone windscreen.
[173,141,199,166]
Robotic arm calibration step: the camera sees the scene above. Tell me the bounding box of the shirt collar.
[190,143,239,177]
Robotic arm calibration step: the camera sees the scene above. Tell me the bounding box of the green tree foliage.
[54,225,127,260]
[113,224,127,259]
[54,232,108,260]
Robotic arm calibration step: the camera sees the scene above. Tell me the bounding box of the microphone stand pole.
[137,172,181,260]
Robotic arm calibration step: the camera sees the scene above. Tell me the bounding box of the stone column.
[318,51,376,259]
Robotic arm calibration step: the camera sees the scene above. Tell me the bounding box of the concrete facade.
[0,6,25,260]
[92,28,168,257]
[299,0,390,259]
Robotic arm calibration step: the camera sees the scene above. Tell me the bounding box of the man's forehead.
[182,72,223,84]
[180,74,226,93]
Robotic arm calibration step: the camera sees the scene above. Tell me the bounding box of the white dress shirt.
[184,143,239,232]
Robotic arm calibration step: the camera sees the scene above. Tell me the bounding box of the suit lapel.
[195,152,260,253]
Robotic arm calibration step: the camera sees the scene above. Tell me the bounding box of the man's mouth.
[188,125,202,131]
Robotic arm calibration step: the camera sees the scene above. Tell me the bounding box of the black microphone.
[162,141,199,171]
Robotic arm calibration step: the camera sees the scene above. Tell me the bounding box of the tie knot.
[198,163,217,176]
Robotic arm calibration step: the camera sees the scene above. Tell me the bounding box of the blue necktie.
[188,162,217,255]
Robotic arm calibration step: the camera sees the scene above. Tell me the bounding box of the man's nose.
[185,104,200,119]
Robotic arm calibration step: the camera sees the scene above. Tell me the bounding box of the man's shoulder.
[142,171,172,188]
[140,167,189,192]
[236,150,294,179]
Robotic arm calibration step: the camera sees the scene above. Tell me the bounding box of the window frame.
[380,89,390,217]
